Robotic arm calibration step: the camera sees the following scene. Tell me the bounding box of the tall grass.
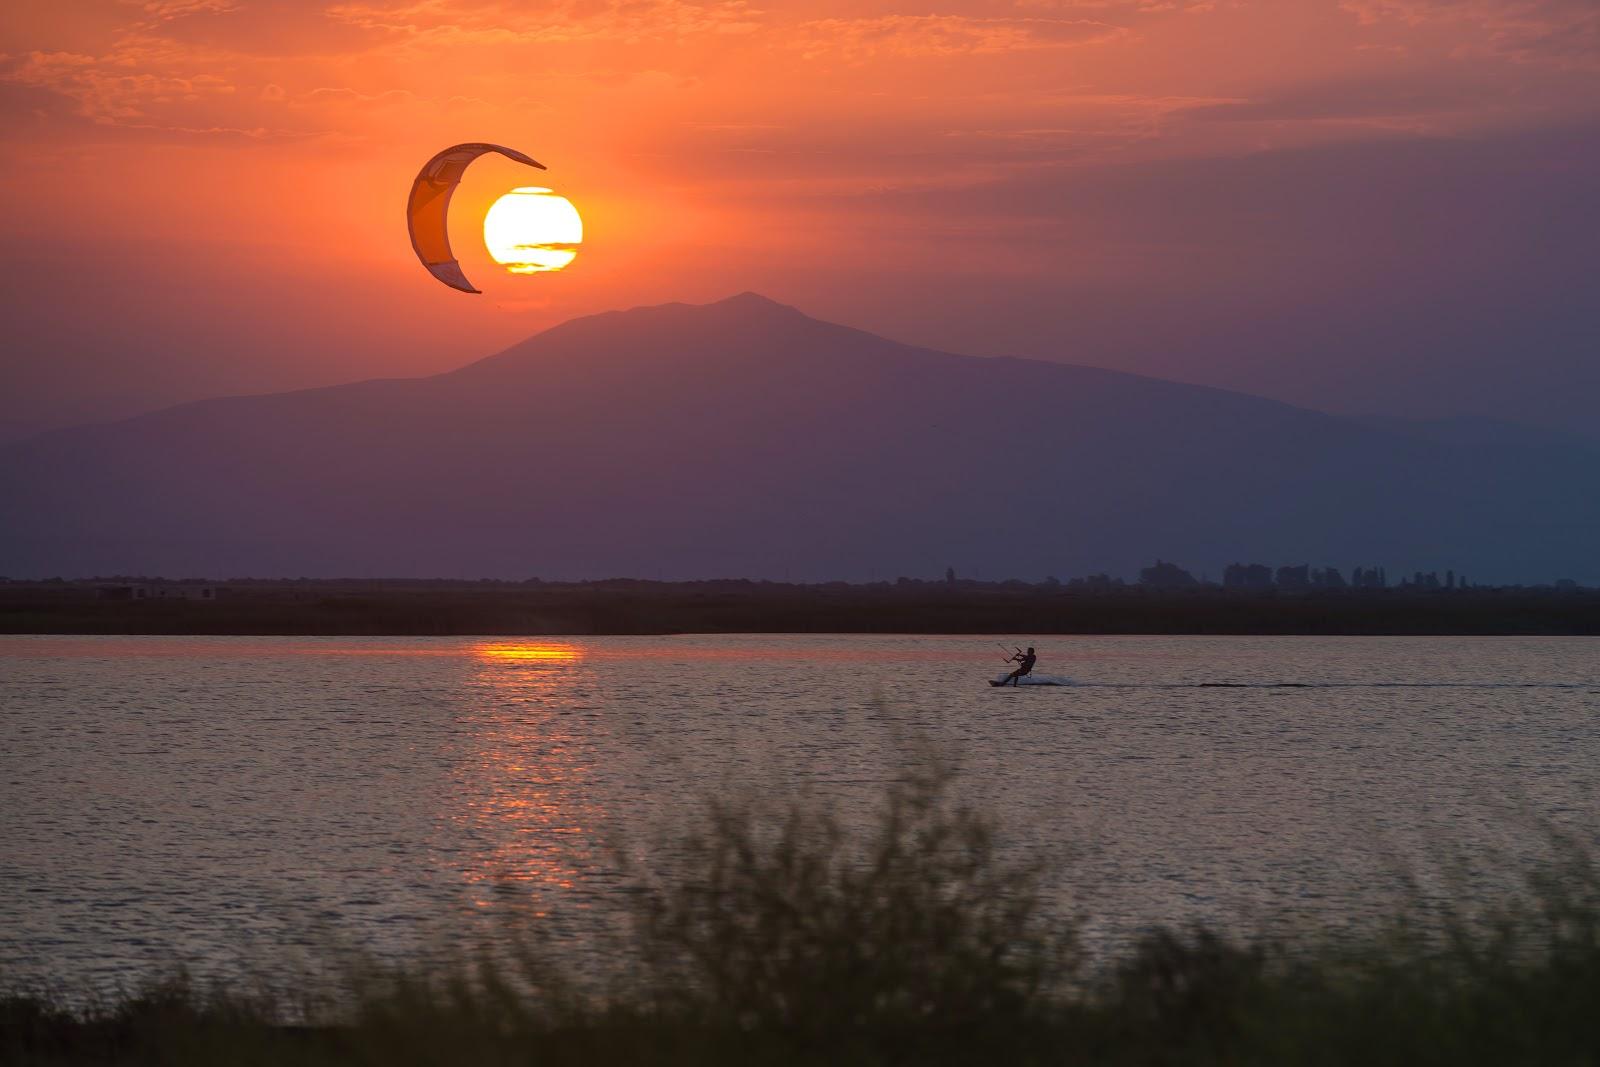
[5,755,1599,1065]
[624,757,1074,1031]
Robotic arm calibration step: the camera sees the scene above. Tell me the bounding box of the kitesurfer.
[1002,647,1037,687]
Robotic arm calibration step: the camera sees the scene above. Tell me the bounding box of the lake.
[3,633,1597,991]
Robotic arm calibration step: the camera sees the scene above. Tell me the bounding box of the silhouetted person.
[1002,646,1037,686]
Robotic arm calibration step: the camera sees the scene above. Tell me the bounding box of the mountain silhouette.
[3,293,1597,583]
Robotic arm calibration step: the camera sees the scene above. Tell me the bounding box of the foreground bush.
[5,762,1599,1065]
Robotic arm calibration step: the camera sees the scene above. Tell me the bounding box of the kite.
[406,143,545,293]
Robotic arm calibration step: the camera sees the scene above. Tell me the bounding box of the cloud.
[132,0,242,22]
[1342,0,1600,68]
[299,85,414,103]
[1179,71,1511,131]
[2,46,236,124]
[792,14,1130,60]
[1015,0,1216,11]
[102,0,398,59]
[276,84,501,128]
[325,0,764,46]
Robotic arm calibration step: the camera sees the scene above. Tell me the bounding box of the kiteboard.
[990,674,1073,687]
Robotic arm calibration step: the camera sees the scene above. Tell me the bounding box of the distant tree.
[1223,563,1273,590]
[1276,564,1310,590]
[1140,560,1198,589]
[1320,567,1347,589]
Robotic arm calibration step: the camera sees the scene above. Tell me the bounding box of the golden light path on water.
[456,641,604,899]
[482,187,582,274]
[476,642,584,662]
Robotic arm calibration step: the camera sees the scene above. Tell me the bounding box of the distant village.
[937,562,1589,594]
[0,562,1592,602]
[2,566,1595,636]
[1105,561,1575,592]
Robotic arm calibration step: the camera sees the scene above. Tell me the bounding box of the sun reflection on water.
[454,640,605,901]
[473,641,584,663]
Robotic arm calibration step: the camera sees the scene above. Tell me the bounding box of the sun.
[482,187,582,274]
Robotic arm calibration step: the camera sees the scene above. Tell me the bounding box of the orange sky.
[2,0,1597,438]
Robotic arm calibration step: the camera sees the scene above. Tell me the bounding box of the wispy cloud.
[792,14,1130,60]
[132,0,242,22]
[326,0,764,46]
[3,46,236,124]
[1342,0,1599,68]
[1015,0,1217,12]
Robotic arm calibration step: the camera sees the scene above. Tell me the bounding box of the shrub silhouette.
[627,756,1074,1033]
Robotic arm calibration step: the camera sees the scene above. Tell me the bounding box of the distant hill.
[3,292,1597,583]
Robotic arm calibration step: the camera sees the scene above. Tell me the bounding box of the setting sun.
[483,187,582,274]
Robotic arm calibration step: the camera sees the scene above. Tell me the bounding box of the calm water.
[3,634,1598,990]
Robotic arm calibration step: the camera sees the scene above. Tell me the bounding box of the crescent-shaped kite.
[407,142,545,293]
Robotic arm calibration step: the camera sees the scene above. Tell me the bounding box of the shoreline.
[3,583,1597,636]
